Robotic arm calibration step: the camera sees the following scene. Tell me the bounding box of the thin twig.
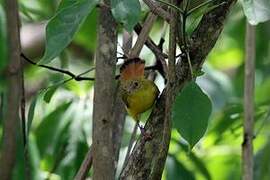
[242,22,256,180]
[21,53,95,81]
[74,147,93,180]
[182,5,194,79]
[187,0,214,16]
[20,70,26,147]
[120,121,139,176]
[20,59,31,180]
[155,0,184,14]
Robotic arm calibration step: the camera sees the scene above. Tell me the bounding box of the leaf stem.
[181,9,194,79]
[155,0,184,14]
[187,0,214,16]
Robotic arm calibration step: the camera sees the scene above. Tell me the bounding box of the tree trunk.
[0,0,22,179]
[92,1,117,179]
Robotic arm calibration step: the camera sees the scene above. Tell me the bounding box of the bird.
[120,57,160,124]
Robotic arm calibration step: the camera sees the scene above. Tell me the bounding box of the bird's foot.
[138,125,152,141]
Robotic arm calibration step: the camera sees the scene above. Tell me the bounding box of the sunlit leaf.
[111,0,141,32]
[241,0,270,25]
[40,0,99,64]
[43,86,59,103]
[172,81,212,148]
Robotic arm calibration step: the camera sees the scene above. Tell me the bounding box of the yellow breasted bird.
[120,58,159,122]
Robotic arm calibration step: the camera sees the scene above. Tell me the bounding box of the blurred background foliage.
[0,0,270,179]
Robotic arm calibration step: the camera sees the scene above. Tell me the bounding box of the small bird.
[120,58,159,123]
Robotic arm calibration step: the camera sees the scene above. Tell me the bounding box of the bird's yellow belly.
[126,85,158,119]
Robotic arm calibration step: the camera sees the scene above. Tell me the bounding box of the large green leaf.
[40,0,99,64]
[35,102,72,156]
[111,0,141,32]
[241,0,270,25]
[172,81,212,148]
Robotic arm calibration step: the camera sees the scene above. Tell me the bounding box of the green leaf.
[166,156,195,180]
[43,86,59,103]
[241,0,270,25]
[111,0,141,32]
[40,0,99,64]
[35,102,72,156]
[27,95,38,135]
[172,81,212,148]
[0,5,7,71]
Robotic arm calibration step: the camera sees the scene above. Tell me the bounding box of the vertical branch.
[242,22,256,180]
[0,0,22,179]
[112,31,132,174]
[92,0,117,179]
[149,0,177,179]
[21,72,31,180]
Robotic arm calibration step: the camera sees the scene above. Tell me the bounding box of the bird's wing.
[121,90,130,108]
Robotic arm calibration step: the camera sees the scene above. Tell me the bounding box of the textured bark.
[0,0,22,179]
[149,0,177,178]
[120,0,236,179]
[92,1,117,179]
[242,22,256,180]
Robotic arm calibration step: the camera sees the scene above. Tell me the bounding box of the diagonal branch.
[74,147,93,180]
[120,0,236,179]
[143,0,171,22]
[21,53,95,81]
[129,12,157,57]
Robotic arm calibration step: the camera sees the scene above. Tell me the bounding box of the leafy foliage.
[0,0,270,179]
[40,0,98,64]
[111,0,141,31]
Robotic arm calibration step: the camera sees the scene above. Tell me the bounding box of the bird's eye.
[134,81,139,87]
